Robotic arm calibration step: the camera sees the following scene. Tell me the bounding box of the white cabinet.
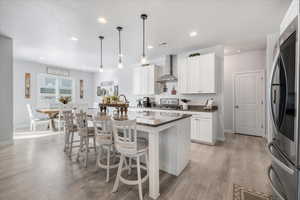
[191,113,216,145]
[133,65,158,95]
[129,107,218,145]
[178,53,216,94]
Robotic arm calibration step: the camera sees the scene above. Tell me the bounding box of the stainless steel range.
[158,98,181,110]
[268,17,299,200]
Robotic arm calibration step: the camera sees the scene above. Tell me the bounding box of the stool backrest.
[59,104,73,120]
[94,117,113,145]
[112,119,137,155]
[62,110,74,133]
[75,111,88,136]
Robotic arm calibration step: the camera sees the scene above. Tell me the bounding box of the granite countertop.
[95,111,192,127]
[130,105,218,113]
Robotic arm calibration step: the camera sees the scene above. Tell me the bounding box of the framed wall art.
[79,80,84,99]
[25,73,31,98]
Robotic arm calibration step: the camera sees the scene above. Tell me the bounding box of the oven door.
[270,31,297,165]
[267,142,297,200]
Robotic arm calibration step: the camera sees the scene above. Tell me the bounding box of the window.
[38,74,74,107]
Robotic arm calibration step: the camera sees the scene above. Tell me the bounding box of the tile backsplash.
[154,81,218,106]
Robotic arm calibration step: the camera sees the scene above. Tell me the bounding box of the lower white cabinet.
[128,107,218,145]
[191,113,216,145]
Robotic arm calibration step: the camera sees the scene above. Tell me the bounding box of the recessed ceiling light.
[147,45,154,49]
[39,57,44,60]
[98,17,107,24]
[237,50,241,53]
[189,31,197,37]
[70,37,78,41]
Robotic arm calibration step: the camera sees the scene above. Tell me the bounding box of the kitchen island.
[111,111,192,199]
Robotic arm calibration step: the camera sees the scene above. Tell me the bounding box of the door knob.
[235,105,239,109]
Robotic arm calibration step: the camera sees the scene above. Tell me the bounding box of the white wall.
[0,35,13,145]
[13,60,95,128]
[223,50,266,132]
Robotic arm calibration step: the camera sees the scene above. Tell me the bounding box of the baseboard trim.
[0,139,14,146]
[217,136,226,141]
[224,129,233,134]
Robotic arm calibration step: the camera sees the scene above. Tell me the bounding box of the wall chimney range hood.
[157,55,178,82]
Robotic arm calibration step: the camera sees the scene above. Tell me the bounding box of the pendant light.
[116,26,124,69]
[140,14,148,64]
[98,36,104,72]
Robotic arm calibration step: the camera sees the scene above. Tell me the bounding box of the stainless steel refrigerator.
[268,17,299,200]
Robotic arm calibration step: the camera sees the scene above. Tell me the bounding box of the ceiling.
[0,0,291,71]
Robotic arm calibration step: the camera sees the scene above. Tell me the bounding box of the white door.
[234,71,265,136]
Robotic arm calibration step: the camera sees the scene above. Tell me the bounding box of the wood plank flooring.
[0,133,271,200]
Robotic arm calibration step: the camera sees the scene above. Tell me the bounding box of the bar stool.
[112,119,149,200]
[75,111,97,168]
[93,116,119,182]
[62,110,79,157]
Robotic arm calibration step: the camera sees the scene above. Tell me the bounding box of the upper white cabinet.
[133,65,158,95]
[178,53,216,94]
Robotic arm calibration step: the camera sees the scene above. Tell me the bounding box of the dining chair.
[93,116,119,182]
[62,110,79,157]
[75,111,97,167]
[112,119,149,200]
[26,104,50,131]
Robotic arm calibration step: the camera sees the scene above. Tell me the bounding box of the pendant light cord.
[99,36,104,69]
[143,18,145,57]
[101,39,103,66]
[117,27,123,63]
[119,29,121,57]
[141,14,147,58]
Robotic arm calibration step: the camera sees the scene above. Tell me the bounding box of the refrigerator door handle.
[267,165,287,200]
[267,142,294,175]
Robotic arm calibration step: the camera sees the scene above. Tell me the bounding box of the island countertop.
[129,105,218,114]
[96,111,192,127]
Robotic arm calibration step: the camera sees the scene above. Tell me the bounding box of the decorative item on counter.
[59,96,71,104]
[111,95,119,104]
[162,83,168,92]
[171,86,177,95]
[137,99,143,108]
[181,99,190,110]
[204,98,214,110]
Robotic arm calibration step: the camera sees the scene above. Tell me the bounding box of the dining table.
[36,108,60,131]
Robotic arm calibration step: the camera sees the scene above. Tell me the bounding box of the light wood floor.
[0,133,271,200]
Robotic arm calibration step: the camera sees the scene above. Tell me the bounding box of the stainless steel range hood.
[157,55,178,82]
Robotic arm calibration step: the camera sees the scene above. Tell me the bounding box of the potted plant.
[59,96,71,104]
